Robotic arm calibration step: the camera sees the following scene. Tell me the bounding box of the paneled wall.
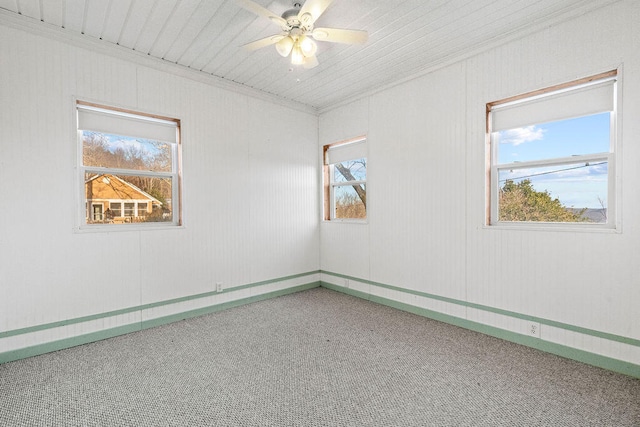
[320,1,639,375]
[1,1,638,377]
[0,23,320,360]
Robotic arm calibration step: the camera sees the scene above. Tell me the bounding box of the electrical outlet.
[344,278,350,288]
[529,322,540,338]
[216,282,223,293]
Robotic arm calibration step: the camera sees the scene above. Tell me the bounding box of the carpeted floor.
[1,287,639,426]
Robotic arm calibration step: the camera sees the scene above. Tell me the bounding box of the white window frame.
[76,101,182,230]
[323,137,367,222]
[486,70,618,229]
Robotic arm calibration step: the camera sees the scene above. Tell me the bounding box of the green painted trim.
[0,306,141,339]
[0,282,320,365]
[0,324,141,365]
[321,282,640,379]
[0,270,321,339]
[141,270,321,311]
[140,282,319,329]
[321,270,640,348]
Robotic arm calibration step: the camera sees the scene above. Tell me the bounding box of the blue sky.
[497,113,610,209]
[101,133,164,159]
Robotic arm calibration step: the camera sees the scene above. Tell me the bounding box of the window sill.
[484,222,619,234]
[323,219,368,225]
[74,223,185,233]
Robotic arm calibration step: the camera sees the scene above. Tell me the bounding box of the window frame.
[486,70,618,230]
[323,136,368,222]
[76,100,182,230]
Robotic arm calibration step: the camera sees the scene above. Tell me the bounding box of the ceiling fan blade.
[237,0,287,27]
[298,0,334,25]
[312,28,368,44]
[303,55,319,69]
[242,34,285,51]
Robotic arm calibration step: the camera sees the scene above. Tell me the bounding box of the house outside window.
[77,102,181,227]
[486,70,617,228]
[323,137,367,221]
[92,204,103,221]
[109,202,122,217]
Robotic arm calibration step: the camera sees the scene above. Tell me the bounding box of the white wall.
[0,23,319,357]
[320,1,640,372]
[1,1,638,375]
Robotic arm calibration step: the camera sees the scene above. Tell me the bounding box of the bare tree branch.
[335,163,366,208]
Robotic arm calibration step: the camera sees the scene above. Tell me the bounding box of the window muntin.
[487,72,616,227]
[323,138,367,221]
[78,102,181,227]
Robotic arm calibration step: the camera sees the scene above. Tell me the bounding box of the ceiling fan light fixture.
[275,36,294,57]
[239,0,369,69]
[299,35,317,57]
[303,55,319,69]
[290,43,305,65]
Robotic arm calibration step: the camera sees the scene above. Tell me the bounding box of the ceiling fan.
[238,0,368,69]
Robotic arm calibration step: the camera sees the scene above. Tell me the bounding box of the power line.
[499,161,606,183]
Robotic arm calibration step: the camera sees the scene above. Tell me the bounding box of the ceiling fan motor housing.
[281,3,313,33]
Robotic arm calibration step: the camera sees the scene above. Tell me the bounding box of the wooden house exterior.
[85,174,162,223]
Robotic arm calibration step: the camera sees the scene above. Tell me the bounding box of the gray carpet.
[1,287,639,426]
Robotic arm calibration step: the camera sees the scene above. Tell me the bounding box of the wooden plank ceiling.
[0,0,617,111]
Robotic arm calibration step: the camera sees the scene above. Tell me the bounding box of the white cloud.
[105,136,161,158]
[499,125,545,146]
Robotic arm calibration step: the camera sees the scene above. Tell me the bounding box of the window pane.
[85,172,173,224]
[82,131,173,172]
[109,202,121,217]
[496,113,610,164]
[124,202,135,216]
[333,158,366,183]
[334,184,366,219]
[498,161,608,223]
[92,204,103,221]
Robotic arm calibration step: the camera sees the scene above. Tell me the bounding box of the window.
[92,204,103,221]
[124,202,135,217]
[323,137,367,221]
[109,202,121,217]
[487,71,617,227]
[77,101,181,227]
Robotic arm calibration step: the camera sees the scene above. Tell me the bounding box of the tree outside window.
[324,138,367,221]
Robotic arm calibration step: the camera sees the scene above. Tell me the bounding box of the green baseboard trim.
[320,270,640,348]
[320,281,640,379]
[0,324,141,365]
[0,281,320,365]
[139,282,320,330]
[0,270,321,339]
